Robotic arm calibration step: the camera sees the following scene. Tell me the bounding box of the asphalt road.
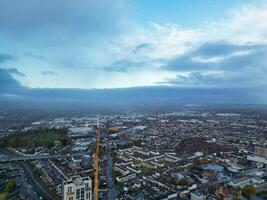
[0,152,85,163]
[0,148,55,200]
[20,162,55,200]
[106,155,116,200]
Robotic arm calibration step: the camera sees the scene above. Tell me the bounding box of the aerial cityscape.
[0,107,267,199]
[1,0,267,200]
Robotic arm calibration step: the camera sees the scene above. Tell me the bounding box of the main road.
[20,162,54,200]
[0,151,85,163]
[0,149,85,199]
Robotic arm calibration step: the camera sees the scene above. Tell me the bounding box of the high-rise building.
[63,176,92,200]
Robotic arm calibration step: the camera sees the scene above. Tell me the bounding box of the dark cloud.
[7,68,25,77]
[132,43,153,54]
[191,41,265,58]
[0,86,266,109]
[160,72,223,86]
[99,59,146,72]
[166,54,207,72]
[41,70,57,76]
[0,68,23,91]
[0,53,15,63]
[166,41,267,72]
[164,41,267,87]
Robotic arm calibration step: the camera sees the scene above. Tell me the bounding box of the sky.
[1,0,267,106]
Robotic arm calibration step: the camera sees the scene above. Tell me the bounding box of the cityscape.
[0,107,267,199]
[1,0,267,199]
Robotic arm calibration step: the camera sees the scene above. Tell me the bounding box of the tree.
[0,193,7,200]
[4,180,16,193]
[178,178,189,186]
[242,185,256,197]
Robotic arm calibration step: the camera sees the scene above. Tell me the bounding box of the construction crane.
[93,118,100,200]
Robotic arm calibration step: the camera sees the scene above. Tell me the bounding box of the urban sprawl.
[0,108,267,200]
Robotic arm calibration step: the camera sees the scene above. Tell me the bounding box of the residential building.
[63,176,92,200]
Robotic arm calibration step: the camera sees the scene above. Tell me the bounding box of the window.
[76,189,81,199]
[81,188,85,200]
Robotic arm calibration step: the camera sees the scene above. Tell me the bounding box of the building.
[63,176,92,200]
[116,173,136,183]
[229,177,265,188]
[255,146,267,158]
[191,191,206,200]
[68,127,94,137]
[247,155,267,164]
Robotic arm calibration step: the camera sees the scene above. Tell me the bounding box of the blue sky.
[1,0,267,105]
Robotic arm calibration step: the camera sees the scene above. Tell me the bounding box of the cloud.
[1,0,267,92]
[131,43,153,54]
[41,70,57,76]
[6,68,25,77]
[24,52,51,63]
[162,41,267,87]
[0,0,127,37]
[1,86,266,109]
[0,53,15,63]
[206,3,267,44]
[99,59,147,73]
[0,68,23,91]
[191,41,265,58]
[166,41,267,71]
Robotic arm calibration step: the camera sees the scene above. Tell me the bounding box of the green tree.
[4,180,16,193]
[0,193,7,200]
[242,185,256,197]
[178,178,189,186]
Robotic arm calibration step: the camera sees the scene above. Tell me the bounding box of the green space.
[163,160,172,167]
[0,193,7,200]
[190,158,211,169]
[175,177,189,186]
[137,166,151,175]
[112,168,123,189]
[0,180,16,200]
[0,128,71,149]
[242,185,256,197]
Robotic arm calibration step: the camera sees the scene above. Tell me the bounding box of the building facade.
[63,176,92,200]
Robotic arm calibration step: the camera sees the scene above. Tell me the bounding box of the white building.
[229,176,265,188]
[63,176,92,200]
[247,155,267,164]
[68,127,94,137]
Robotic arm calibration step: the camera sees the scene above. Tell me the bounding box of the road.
[0,152,85,163]
[20,162,55,200]
[0,148,55,199]
[18,166,39,200]
[106,155,116,200]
